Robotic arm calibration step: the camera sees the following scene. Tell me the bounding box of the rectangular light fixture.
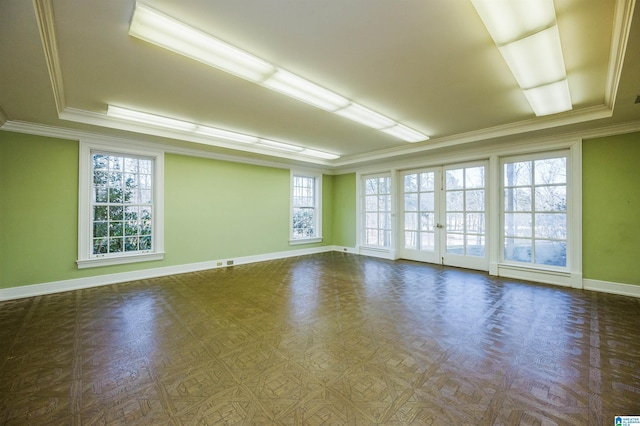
[523,79,572,116]
[380,124,427,143]
[130,3,275,82]
[129,2,429,142]
[107,105,197,131]
[262,69,350,112]
[471,0,572,116]
[107,105,339,160]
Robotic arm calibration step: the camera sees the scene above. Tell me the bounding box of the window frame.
[360,172,393,250]
[289,170,322,245]
[77,139,164,268]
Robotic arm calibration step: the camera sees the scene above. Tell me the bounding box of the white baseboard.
[0,245,342,301]
[4,249,639,301]
[583,278,640,298]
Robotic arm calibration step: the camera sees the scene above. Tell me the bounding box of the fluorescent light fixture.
[380,124,428,143]
[334,103,396,130]
[128,2,429,142]
[195,125,259,144]
[470,0,556,45]
[262,69,350,112]
[130,3,275,82]
[107,105,340,159]
[301,149,341,160]
[523,79,572,116]
[107,105,197,131]
[471,0,572,116]
[257,139,305,152]
[498,26,566,90]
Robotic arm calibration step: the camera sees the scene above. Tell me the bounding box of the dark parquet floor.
[1,252,639,425]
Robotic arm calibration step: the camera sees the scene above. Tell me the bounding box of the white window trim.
[356,171,397,258]
[289,170,322,245]
[77,138,165,268]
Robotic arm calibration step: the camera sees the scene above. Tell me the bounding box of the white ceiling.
[1,0,639,169]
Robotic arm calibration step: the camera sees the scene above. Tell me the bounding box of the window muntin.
[363,175,392,247]
[503,154,568,268]
[91,153,154,256]
[291,175,317,239]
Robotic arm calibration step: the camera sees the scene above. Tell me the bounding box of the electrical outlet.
[216,262,223,267]
[227,260,234,266]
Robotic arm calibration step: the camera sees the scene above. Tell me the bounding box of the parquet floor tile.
[1,252,640,425]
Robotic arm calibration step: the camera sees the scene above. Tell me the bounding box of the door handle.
[436,223,444,229]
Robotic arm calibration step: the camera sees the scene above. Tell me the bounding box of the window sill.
[77,252,165,269]
[289,237,323,245]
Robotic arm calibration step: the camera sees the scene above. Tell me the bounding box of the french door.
[399,162,489,271]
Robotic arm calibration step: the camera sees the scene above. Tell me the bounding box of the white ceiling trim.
[33,0,65,114]
[605,0,637,108]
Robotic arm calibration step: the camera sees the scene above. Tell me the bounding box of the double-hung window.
[77,140,164,268]
[290,171,322,244]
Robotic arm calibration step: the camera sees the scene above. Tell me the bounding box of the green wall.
[332,173,356,247]
[583,132,640,285]
[0,131,335,289]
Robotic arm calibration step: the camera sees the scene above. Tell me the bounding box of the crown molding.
[605,0,637,108]
[0,119,332,173]
[33,0,66,114]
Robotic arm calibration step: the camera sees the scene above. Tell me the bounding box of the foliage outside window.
[290,172,322,243]
[363,175,392,247]
[503,155,568,268]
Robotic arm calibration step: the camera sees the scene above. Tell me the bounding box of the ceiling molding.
[605,0,637,108]
[333,104,613,167]
[33,0,66,114]
[0,119,332,173]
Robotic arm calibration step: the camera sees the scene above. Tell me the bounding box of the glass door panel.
[400,169,439,263]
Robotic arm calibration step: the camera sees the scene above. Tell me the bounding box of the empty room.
[1,0,640,424]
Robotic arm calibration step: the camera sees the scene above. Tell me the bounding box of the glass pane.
[504,238,532,262]
[535,186,566,212]
[465,167,484,188]
[139,236,152,250]
[504,161,532,186]
[140,174,151,189]
[124,158,138,173]
[379,177,391,194]
[109,237,123,253]
[446,213,464,232]
[380,213,391,230]
[420,232,435,251]
[140,207,151,220]
[140,220,152,235]
[125,221,139,236]
[93,171,108,186]
[535,157,566,185]
[420,173,435,191]
[504,188,531,211]
[93,222,107,238]
[109,156,123,171]
[380,230,391,247]
[109,206,123,221]
[466,190,484,211]
[404,174,418,192]
[535,213,567,239]
[140,190,152,204]
[535,240,567,267]
[94,187,108,203]
[446,234,464,254]
[93,238,108,254]
[366,230,378,245]
[93,206,108,221]
[125,206,139,220]
[365,195,377,212]
[466,235,485,257]
[446,191,463,211]
[139,160,152,174]
[379,195,391,211]
[466,213,485,234]
[405,231,417,249]
[420,212,434,231]
[365,178,378,195]
[93,154,108,170]
[404,213,417,231]
[504,213,532,237]
[404,194,418,211]
[366,212,378,228]
[108,187,123,204]
[446,169,463,189]
[108,222,123,237]
[419,192,434,212]
[125,236,139,252]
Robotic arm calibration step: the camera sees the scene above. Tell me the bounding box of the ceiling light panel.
[523,79,572,116]
[107,105,196,131]
[128,2,429,142]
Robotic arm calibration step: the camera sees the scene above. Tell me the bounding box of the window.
[363,174,392,248]
[502,152,568,268]
[77,140,164,268]
[290,172,322,244]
